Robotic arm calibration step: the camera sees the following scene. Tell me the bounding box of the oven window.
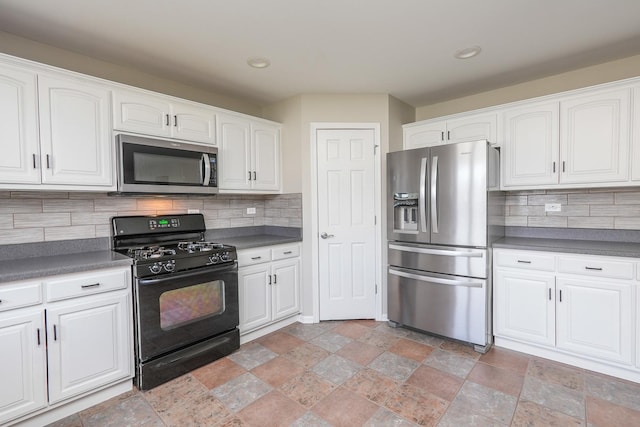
[159,281,225,330]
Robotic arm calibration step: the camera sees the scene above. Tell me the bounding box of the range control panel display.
[149,218,180,230]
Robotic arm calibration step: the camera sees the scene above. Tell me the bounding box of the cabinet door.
[112,89,171,137]
[46,291,132,404]
[172,101,216,145]
[556,277,632,364]
[446,113,497,145]
[0,309,47,425]
[271,258,300,320]
[403,121,446,149]
[494,269,555,346]
[218,114,251,190]
[38,74,113,186]
[252,124,280,191]
[560,88,630,184]
[238,264,271,333]
[632,87,640,181]
[0,66,40,184]
[502,102,560,187]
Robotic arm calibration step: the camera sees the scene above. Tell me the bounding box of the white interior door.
[317,128,376,320]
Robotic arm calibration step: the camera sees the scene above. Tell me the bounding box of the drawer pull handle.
[283,251,292,255]
[585,266,603,271]
[81,282,101,289]
[251,256,262,260]
[517,260,532,264]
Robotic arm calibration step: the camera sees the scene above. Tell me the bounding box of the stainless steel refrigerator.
[386,139,504,352]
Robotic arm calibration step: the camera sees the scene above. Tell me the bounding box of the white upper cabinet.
[38,74,114,186]
[501,87,631,189]
[218,113,281,192]
[404,120,446,148]
[446,113,497,145]
[403,113,496,149]
[0,66,40,184]
[113,88,216,145]
[629,86,640,182]
[502,102,560,187]
[559,88,630,184]
[252,123,281,191]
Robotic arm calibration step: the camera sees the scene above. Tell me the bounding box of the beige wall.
[416,54,640,120]
[261,96,304,194]
[0,30,262,116]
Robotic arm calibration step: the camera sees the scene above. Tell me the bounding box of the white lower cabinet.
[556,277,633,365]
[494,269,555,346]
[238,243,300,335]
[0,309,47,424]
[0,267,133,426]
[494,248,639,382]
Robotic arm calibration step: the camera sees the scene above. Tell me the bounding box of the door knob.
[320,232,335,239]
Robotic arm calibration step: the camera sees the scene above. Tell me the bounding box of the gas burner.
[177,241,224,253]
[129,246,177,260]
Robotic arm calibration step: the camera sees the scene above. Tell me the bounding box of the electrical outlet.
[187,209,200,214]
[246,207,256,215]
[545,203,561,212]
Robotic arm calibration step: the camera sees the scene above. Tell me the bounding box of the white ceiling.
[0,0,639,108]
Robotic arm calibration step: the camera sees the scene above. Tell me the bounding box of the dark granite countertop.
[0,226,302,284]
[0,250,133,284]
[493,237,640,258]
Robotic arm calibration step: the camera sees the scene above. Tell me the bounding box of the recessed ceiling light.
[454,46,482,59]
[247,57,271,68]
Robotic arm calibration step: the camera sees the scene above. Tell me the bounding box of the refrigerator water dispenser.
[393,192,419,232]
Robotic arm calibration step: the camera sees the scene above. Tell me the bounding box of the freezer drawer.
[388,242,488,278]
[388,266,489,347]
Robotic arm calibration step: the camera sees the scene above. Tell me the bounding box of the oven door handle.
[202,153,211,186]
[137,262,236,286]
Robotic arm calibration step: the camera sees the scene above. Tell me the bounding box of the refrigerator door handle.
[388,244,484,258]
[430,155,439,233]
[419,157,428,232]
[389,268,483,288]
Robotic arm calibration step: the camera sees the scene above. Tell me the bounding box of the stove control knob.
[164,261,175,272]
[220,252,230,262]
[209,255,220,264]
[149,263,162,274]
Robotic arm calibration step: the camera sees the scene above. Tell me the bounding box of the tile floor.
[49,320,640,426]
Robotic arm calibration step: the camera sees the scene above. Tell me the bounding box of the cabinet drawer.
[0,281,42,312]
[238,248,271,267]
[557,256,634,280]
[272,244,300,261]
[495,250,555,271]
[45,268,129,302]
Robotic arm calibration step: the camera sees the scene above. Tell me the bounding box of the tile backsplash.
[0,191,301,245]
[505,188,640,229]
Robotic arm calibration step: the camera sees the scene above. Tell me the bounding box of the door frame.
[310,123,383,322]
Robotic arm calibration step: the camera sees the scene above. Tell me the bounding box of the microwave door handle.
[202,153,211,186]
[430,155,438,233]
[418,157,428,232]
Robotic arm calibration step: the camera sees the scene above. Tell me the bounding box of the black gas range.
[112,213,239,390]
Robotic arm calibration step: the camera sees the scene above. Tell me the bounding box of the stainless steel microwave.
[116,134,217,195]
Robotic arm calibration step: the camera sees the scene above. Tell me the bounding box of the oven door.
[135,263,238,362]
[118,134,218,194]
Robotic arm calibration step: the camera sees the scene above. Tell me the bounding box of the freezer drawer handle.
[389,268,483,288]
[585,266,603,271]
[388,244,483,258]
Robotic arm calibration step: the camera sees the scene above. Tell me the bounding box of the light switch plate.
[187,209,200,214]
[545,203,561,212]
[246,207,256,215]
